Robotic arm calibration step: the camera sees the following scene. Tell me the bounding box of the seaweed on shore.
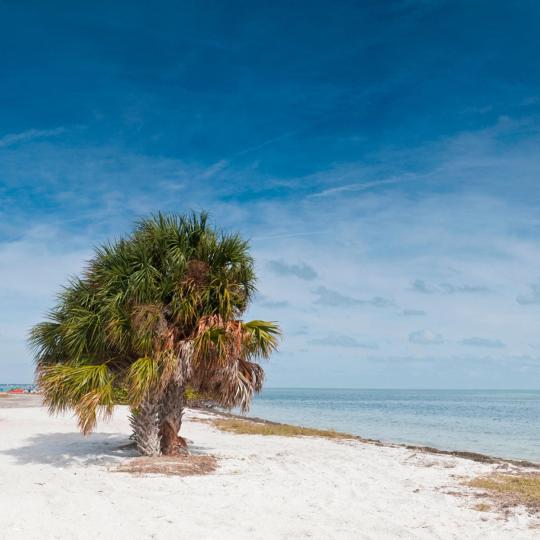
[466,473,540,515]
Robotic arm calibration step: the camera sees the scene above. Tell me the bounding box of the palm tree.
[30,213,280,456]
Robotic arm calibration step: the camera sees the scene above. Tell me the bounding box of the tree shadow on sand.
[1,433,213,468]
[1,432,139,467]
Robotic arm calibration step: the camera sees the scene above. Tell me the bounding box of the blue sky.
[1,1,540,387]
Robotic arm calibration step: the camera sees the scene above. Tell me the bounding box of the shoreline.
[2,392,538,468]
[193,404,540,469]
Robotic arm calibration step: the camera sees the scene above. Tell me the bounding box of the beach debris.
[115,455,218,476]
[466,472,540,516]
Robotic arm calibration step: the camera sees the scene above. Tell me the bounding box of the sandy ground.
[0,397,537,540]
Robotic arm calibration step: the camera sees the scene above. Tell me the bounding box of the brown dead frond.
[130,303,165,331]
[183,260,210,287]
[115,455,218,476]
[190,316,278,412]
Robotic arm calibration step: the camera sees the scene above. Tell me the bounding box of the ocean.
[246,388,540,462]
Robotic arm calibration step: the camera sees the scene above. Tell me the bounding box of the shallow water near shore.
[245,388,540,462]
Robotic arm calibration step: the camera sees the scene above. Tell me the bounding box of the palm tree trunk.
[157,340,193,456]
[158,379,188,455]
[129,394,161,456]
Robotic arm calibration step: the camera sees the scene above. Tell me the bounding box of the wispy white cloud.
[198,159,229,179]
[0,226,90,299]
[0,127,67,148]
[233,129,301,157]
[309,178,401,198]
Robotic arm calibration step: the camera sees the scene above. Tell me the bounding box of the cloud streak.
[0,127,67,148]
[309,178,401,198]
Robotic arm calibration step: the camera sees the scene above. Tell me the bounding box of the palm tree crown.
[30,212,280,454]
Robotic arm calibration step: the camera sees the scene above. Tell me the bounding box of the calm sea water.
[246,389,540,462]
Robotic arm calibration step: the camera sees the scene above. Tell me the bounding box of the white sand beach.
[0,398,537,540]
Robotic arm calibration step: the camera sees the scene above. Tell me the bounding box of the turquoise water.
[246,389,540,462]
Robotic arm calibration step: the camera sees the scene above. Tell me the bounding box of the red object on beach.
[7,388,24,394]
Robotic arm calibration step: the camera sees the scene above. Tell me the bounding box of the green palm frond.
[103,293,131,351]
[29,320,64,365]
[37,363,115,434]
[125,356,160,407]
[130,303,166,355]
[241,320,281,358]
